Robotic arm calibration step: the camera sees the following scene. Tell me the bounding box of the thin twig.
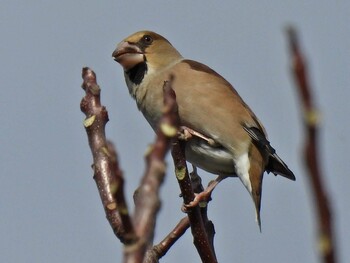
[286,27,337,263]
[152,217,190,260]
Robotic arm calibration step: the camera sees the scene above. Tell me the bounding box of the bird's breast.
[131,75,165,130]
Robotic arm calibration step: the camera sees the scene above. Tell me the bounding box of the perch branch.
[190,168,216,258]
[149,166,216,261]
[81,68,217,262]
[168,78,217,262]
[171,141,217,263]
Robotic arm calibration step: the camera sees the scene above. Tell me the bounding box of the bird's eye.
[142,35,153,45]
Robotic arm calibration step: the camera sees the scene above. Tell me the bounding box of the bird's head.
[112,31,183,85]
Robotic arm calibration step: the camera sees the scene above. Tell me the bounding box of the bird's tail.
[252,192,262,232]
[246,146,264,232]
[266,152,296,181]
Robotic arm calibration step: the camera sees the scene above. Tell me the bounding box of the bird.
[112,30,295,230]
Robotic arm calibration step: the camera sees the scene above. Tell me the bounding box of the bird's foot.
[178,126,219,147]
[178,126,193,141]
[182,178,221,212]
[182,191,212,212]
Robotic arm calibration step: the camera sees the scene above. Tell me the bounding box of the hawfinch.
[112,30,295,229]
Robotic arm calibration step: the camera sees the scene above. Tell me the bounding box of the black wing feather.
[243,126,296,181]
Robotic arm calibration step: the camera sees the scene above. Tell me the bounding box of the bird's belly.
[185,138,237,177]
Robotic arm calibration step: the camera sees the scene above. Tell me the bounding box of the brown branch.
[106,141,136,242]
[149,166,217,261]
[81,69,217,262]
[151,216,190,260]
[171,140,217,263]
[286,27,337,263]
[80,67,136,244]
[81,68,179,262]
[167,81,217,263]
[125,78,179,263]
[190,168,216,259]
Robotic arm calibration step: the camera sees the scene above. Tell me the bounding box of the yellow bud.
[304,108,321,126]
[160,123,177,137]
[106,202,117,210]
[83,115,96,127]
[175,167,186,180]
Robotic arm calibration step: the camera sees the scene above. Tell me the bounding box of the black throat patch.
[126,61,148,85]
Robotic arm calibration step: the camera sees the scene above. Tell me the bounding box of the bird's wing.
[167,59,262,155]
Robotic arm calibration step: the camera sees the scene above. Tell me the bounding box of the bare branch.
[106,141,136,243]
[149,166,217,261]
[171,140,217,263]
[166,77,217,262]
[81,69,218,262]
[190,169,216,258]
[286,27,337,263]
[152,217,190,260]
[125,78,179,263]
[80,67,136,244]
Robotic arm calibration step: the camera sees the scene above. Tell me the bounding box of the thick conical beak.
[112,41,144,71]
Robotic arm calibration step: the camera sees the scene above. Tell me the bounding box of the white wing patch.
[234,153,252,194]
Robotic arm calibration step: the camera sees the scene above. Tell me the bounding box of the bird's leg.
[178,126,219,147]
[183,174,226,211]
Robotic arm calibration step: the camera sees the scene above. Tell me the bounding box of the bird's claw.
[178,127,193,141]
[181,191,211,212]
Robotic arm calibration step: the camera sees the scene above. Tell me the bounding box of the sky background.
[1,1,349,262]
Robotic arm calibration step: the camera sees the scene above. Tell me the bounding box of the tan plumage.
[112,30,295,229]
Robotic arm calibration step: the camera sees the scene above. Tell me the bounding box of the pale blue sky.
[1,1,349,262]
